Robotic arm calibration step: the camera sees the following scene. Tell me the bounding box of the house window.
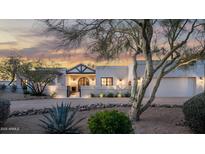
[101,77,113,86]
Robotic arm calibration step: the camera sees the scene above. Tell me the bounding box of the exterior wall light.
[128,81,131,86]
[99,93,104,98]
[119,78,122,82]
[199,77,203,80]
[117,93,122,97]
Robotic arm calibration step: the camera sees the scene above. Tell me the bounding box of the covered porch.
[66,64,96,97]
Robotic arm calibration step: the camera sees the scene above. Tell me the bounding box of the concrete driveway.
[10,97,190,112]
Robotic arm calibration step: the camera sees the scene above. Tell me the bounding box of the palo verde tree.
[17,61,60,96]
[42,19,205,121]
[0,56,60,96]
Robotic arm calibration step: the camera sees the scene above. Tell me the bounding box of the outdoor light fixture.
[119,78,122,82]
[199,77,203,80]
[117,93,122,97]
[73,78,76,81]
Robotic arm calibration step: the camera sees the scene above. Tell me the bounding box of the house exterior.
[14,61,205,98]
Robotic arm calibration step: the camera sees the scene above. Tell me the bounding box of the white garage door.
[146,77,196,97]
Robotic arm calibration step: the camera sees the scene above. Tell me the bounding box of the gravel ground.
[1,107,192,134]
[10,97,190,112]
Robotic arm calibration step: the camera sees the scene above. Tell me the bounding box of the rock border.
[9,103,183,118]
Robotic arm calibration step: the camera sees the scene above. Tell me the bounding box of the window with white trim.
[101,77,113,86]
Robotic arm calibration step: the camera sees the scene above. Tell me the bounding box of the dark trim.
[66,64,96,74]
[67,72,96,74]
[82,67,87,72]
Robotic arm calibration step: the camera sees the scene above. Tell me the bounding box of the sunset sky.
[0,19,65,57]
[0,19,132,67]
[0,19,201,68]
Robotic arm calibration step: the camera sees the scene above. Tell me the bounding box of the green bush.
[40,103,84,134]
[0,84,7,91]
[183,93,205,133]
[115,93,123,97]
[23,90,30,95]
[124,92,131,97]
[88,110,133,134]
[107,93,114,97]
[99,93,104,98]
[91,93,95,97]
[22,84,27,90]
[0,99,10,127]
[30,92,47,96]
[11,84,17,93]
[22,84,30,95]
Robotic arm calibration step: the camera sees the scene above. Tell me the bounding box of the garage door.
[145,77,196,97]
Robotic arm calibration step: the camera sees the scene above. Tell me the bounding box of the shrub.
[0,84,7,91]
[88,110,133,134]
[40,103,84,134]
[30,92,47,96]
[183,93,205,133]
[22,85,30,95]
[51,92,57,98]
[99,93,104,98]
[124,92,131,97]
[116,93,123,97]
[0,99,10,127]
[91,93,95,97]
[23,90,30,95]
[11,84,17,93]
[22,84,27,90]
[107,93,114,97]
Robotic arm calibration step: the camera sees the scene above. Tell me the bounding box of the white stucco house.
[14,61,205,98]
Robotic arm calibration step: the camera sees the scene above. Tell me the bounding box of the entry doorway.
[78,77,89,91]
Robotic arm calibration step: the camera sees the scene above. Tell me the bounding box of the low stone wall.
[81,86,130,98]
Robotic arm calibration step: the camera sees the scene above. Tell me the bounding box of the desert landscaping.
[0,91,192,134]
[3,106,191,134]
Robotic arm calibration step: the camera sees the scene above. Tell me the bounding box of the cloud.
[0,41,17,45]
[0,20,133,64]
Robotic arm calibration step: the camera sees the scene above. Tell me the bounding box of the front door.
[78,77,89,91]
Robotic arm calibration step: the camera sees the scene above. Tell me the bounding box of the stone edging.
[9,103,183,118]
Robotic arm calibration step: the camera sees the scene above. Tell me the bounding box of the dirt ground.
[1,107,192,134]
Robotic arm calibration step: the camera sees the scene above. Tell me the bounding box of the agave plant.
[40,102,84,134]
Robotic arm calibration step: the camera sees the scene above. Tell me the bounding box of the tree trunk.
[129,53,141,121]
[8,74,16,85]
[129,103,141,121]
[131,53,138,99]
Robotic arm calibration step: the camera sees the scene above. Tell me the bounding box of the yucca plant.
[40,103,84,134]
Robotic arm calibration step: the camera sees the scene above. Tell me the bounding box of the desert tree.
[0,55,21,85]
[42,19,205,121]
[17,61,61,96]
[0,56,61,96]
